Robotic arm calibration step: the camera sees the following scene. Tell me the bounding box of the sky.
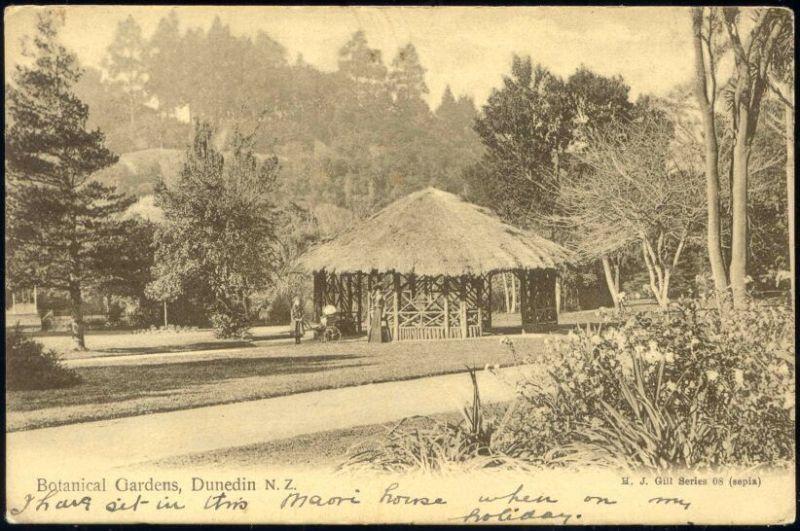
[5,5,696,108]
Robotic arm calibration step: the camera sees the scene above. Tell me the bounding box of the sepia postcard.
[4,4,796,525]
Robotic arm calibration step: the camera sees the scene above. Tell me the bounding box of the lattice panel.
[315,271,498,341]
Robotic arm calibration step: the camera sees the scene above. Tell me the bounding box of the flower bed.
[513,300,794,470]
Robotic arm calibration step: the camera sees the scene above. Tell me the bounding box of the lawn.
[30,325,291,359]
[6,334,546,432]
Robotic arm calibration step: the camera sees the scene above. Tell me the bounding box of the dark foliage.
[6,327,82,391]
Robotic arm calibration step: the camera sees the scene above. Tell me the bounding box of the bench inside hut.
[300,188,572,341]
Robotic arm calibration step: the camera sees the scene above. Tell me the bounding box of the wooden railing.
[398,324,481,341]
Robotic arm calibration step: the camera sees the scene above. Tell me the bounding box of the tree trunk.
[660,269,672,309]
[601,256,621,309]
[69,284,86,351]
[510,273,517,313]
[786,102,795,310]
[691,8,729,305]
[501,273,511,313]
[729,105,751,307]
[641,241,670,309]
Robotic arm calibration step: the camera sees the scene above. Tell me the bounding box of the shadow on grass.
[9,354,374,412]
[97,341,256,355]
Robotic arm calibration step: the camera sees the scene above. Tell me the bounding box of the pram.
[315,304,354,342]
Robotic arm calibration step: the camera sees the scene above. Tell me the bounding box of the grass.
[31,306,627,359]
[30,325,290,359]
[6,334,544,432]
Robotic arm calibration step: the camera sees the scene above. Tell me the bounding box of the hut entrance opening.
[312,269,558,341]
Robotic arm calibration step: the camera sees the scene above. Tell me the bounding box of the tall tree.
[766,13,795,309]
[5,12,130,349]
[389,43,428,104]
[721,7,788,306]
[435,87,482,193]
[566,66,633,144]
[337,30,388,86]
[691,7,729,305]
[146,10,186,119]
[147,122,280,337]
[468,55,573,225]
[105,15,149,137]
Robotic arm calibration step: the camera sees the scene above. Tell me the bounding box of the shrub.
[5,326,81,391]
[339,368,530,473]
[209,308,251,339]
[105,301,125,327]
[513,299,795,470]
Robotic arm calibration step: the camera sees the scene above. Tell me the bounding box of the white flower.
[705,370,719,382]
[783,391,794,410]
[590,334,602,345]
[733,369,744,386]
[664,351,675,363]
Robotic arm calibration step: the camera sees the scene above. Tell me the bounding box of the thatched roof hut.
[301,187,569,276]
[300,187,570,341]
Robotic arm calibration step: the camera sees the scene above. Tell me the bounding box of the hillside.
[92,148,184,198]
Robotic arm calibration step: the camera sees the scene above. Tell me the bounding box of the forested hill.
[78,14,483,217]
[92,148,183,197]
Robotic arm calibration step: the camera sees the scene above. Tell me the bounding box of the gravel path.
[6,366,535,472]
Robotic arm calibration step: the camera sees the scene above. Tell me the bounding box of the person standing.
[291,297,304,344]
[368,288,385,343]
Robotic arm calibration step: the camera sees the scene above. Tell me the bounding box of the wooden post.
[392,272,400,341]
[476,276,483,336]
[443,277,450,338]
[487,274,493,330]
[459,276,468,339]
[355,272,363,333]
[163,300,168,327]
[519,270,528,332]
[313,272,321,321]
[346,273,353,321]
[555,274,561,316]
[33,286,38,310]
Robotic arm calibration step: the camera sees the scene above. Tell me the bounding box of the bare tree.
[550,113,704,308]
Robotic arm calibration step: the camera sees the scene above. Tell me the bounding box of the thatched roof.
[299,187,571,276]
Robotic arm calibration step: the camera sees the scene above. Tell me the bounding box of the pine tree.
[389,43,428,104]
[337,30,388,85]
[105,15,149,142]
[5,12,131,350]
[146,10,185,116]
